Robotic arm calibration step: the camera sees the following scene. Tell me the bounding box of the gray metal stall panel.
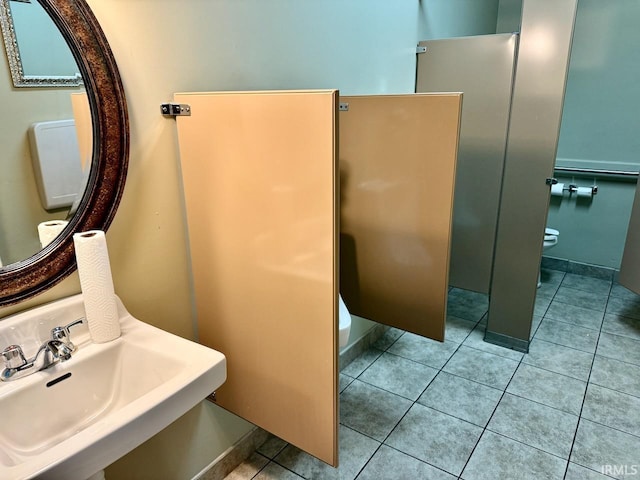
[416,34,518,294]
[488,0,578,350]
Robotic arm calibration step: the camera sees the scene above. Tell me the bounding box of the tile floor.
[226,269,640,480]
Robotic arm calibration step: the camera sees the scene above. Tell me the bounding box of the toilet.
[539,227,559,288]
[338,294,352,348]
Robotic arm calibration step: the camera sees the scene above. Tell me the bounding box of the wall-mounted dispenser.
[28,119,83,210]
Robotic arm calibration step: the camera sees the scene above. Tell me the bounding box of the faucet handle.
[2,345,27,369]
[51,318,84,349]
[64,318,84,332]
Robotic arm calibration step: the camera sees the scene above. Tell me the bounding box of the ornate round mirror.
[0,0,128,306]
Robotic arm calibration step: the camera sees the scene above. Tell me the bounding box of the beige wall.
[89,1,257,477]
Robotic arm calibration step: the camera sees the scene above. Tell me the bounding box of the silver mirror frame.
[0,0,129,306]
[0,0,83,87]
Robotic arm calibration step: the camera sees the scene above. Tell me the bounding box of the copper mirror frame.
[0,0,129,306]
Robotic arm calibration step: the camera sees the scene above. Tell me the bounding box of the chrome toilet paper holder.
[546,177,598,196]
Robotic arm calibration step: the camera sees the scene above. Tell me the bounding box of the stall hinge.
[160,103,191,117]
[416,46,427,54]
[338,102,349,112]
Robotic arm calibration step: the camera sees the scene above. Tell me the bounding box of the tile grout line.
[562,279,612,480]
[256,331,401,480]
[588,378,640,401]
[528,333,598,356]
[352,309,484,479]
[450,300,530,478]
[349,326,410,480]
[455,346,525,479]
[540,314,606,331]
[354,295,545,478]
[460,273,571,478]
[352,326,470,479]
[577,416,640,441]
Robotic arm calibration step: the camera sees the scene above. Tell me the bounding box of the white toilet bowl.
[539,227,559,288]
[338,294,352,348]
[544,227,559,249]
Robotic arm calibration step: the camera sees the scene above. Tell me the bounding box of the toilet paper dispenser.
[547,177,598,198]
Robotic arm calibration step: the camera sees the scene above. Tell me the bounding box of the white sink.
[0,294,227,479]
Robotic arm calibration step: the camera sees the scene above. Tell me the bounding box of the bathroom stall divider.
[339,94,461,341]
[174,90,340,466]
[416,33,518,295]
[172,90,461,466]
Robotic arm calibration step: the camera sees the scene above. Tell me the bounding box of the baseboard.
[541,256,619,281]
[194,321,387,479]
[339,321,388,372]
[193,427,270,480]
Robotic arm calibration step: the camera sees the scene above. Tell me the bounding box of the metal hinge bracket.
[416,46,427,54]
[161,103,191,117]
[339,102,349,112]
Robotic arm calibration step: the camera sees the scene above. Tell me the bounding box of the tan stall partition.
[174,90,339,466]
[339,94,462,341]
[70,92,92,172]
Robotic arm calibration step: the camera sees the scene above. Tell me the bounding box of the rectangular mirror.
[0,0,82,87]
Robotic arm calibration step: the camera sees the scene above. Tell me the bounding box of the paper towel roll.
[576,186,593,198]
[73,230,120,343]
[550,183,565,196]
[38,220,68,248]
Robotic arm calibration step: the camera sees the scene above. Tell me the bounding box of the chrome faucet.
[1,318,84,382]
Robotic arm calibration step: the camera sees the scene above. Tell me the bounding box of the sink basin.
[0,294,227,479]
